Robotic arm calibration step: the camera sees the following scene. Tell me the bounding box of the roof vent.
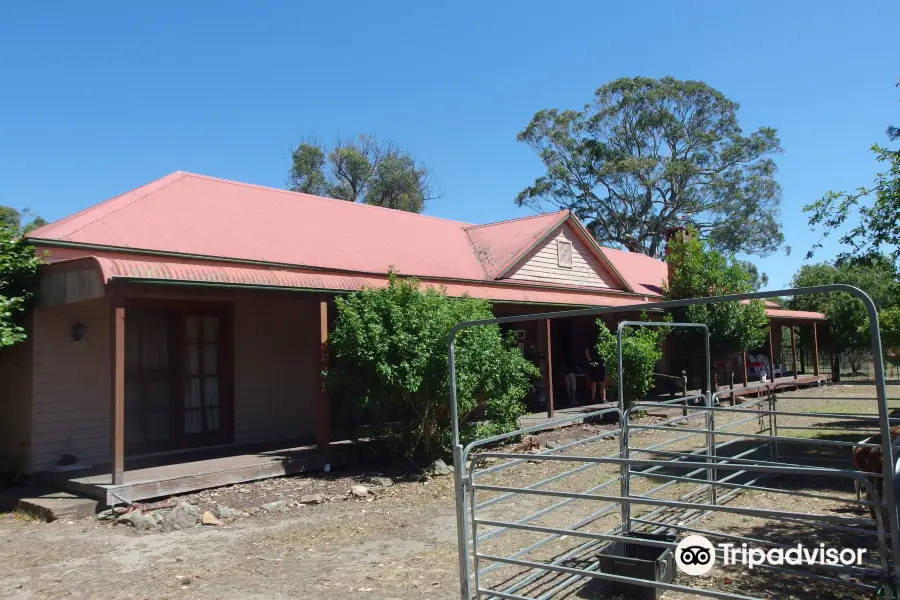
[557,240,573,268]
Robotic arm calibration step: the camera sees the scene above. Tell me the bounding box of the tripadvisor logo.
[674,534,868,575]
[675,535,716,575]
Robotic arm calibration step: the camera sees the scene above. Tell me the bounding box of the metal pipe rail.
[470,457,889,600]
[475,395,775,590]
[450,285,899,599]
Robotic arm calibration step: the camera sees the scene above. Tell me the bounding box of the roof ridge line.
[464,209,569,231]
[177,171,475,226]
[30,172,189,240]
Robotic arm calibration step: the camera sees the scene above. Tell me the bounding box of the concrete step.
[16,490,100,522]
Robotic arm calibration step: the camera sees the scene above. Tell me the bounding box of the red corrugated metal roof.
[68,255,650,308]
[764,307,827,321]
[29,172,634,291]
[29,171,825,320]
[44,254,826,319]
[600,246,668,297]
[29,172,489,281]
[465,211,569,279]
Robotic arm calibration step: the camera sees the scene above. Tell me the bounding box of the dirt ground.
[1,383,895,600]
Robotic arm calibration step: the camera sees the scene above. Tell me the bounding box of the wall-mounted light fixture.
[71,322,86,343]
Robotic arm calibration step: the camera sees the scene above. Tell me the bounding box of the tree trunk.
[831,353,841,383]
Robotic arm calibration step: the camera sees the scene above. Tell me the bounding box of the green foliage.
[516,76,784,258]
[805,79,900,265]
[664,231,768,358]
[287,142,328,195]
[879,306,900,354]
[288,134,435,213]
[0,224,42,347]
[324,273,539,460]
[790,257,900,355]
[595,316,664,407]
[0,206,47,236]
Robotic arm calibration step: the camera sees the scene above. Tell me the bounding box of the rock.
[351,485,369,498]
[176,574,192,585]
[213,504,245,519]
[117,510,159,530]
[95,509,116,521]
[369,476,393,488]
[113,506,129,514]
[201,511,223,526]
[545,441,560,450]
[161,502,202,532]
[299,493,326,504]
[427,459,452,477]
[245,506,261,515]
[260,500,288,512]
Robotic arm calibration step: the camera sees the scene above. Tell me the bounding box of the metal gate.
[448,285,899,599]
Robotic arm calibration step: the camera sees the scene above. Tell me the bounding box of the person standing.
[584,345,607,403]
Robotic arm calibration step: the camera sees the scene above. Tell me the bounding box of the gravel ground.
[0,383,895,600]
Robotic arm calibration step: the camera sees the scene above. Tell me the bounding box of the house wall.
[0,324,34,473]
[232,294,320,445]
[26,290,322,472]
[505,225,619,290]
[31,296,111,472]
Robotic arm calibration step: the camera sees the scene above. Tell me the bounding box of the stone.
[369,477,393,488]
[427,459,451,477]
[117,510,159,530]
[161,502,202,532]
[260,500,288,512]
[351,485,369,498]
[16,492,100,522]
[95,509,116,521]
[201,511,223,526]
[245,506,261,515]
[299,494,326,504]
[213,504,245,519]
[545,441,560,450]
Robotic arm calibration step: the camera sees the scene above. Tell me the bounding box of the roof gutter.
[30,238,655,299]
[110,277,660,310]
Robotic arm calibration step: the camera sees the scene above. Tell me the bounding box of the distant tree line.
[288,134,437,213]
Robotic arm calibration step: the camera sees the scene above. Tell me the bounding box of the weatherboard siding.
[32,297,112,472]
[26,292,321,472]
[505,226,618,290]
[0,328,34,472]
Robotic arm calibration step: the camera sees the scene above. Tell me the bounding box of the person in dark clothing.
[584,345,607,403]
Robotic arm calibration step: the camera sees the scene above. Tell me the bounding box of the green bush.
[325,273,539,462]
[0,224,41,347]
[595,317,664,407]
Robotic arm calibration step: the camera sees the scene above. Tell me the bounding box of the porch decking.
[519,373,832,429]
[36,440,351,505]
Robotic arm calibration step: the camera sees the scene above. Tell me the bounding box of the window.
[557,239,573,268]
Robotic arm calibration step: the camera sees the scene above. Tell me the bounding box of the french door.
[125,303,233,455]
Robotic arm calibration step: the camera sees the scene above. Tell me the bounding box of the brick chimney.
[664,226,689,295]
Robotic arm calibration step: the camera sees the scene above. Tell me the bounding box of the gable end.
[502,224,623,290]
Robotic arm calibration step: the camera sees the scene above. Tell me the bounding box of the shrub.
[595,317,664,407]
[325,273,539,462]
[0,224,41,347]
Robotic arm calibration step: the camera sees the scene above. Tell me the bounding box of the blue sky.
[1,1,897,289]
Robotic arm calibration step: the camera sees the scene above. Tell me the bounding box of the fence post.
[729,372,735,405]
[681,371,688,417]
[770,393,779,463]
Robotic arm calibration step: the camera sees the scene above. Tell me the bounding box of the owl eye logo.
[675,535,716,575]
[678,546,712,565]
